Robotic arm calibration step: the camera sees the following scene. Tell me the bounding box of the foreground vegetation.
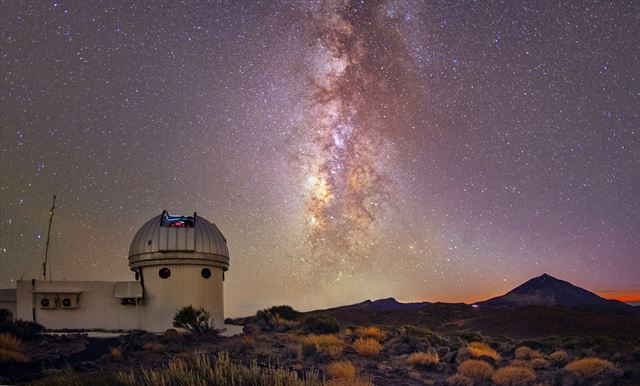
[0,305,638,385]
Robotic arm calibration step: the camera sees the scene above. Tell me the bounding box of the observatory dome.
[128,211,229,271]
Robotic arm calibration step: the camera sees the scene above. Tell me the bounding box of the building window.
[201,267,211,278]
[40,298,50,307]
[159,267,171,279]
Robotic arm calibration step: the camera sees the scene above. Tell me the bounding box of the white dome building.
[14,211,230,333]
[128,211,229,332]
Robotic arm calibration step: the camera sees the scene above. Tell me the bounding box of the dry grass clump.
[510,359,532,368]
[241,336,256,347]
[353,338,382,357]
[355,326,385,340]
[549,350,569,365]
[0,333,30,364]
[467,341,501,361]
[327,361,356,380]
[530,358,547,369]
[515,346,542,360]
[457,359,494,381]
[325,378,373,386]
[564,357,615,378]
[142,342,166,352]
[492,365,536,385]
[301,334,344,359]
[446,374,473,386]
[407,351,440,367]
[0,333,20,351]
[109,346,123,360]
[117,351,323,386]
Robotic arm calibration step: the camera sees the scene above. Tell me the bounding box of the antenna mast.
[42,195,56,281]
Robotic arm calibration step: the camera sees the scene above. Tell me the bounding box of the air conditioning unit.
[60,294,79,309]
[39,296,58,309]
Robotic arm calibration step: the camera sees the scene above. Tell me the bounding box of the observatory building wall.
[16,280,141,331]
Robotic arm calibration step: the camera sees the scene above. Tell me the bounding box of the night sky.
[1,1,639,316]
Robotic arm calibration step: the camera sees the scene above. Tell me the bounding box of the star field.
[1,1,639,315]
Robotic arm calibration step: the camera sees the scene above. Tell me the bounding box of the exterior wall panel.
[16,280,141,331]
[141,264,223,332]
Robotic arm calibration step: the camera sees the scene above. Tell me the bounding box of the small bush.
[510,359,532,368]
[549,350,569,365]
[0,313,45,341]
[173,305,220,336]
[407,351,439,367]
[355,326,385,340]
[327,361,356,380]
[446,374,473,386]
[110,346,123,360]
[0,333,29,364]
[492,366,536,385]
[353,338,382,357]
[257,305,302,321]
[457,330,483,343]
[241,336,256,347]
[0,333,20,351]
[457,359,494,381]
[302,315,340,334]
[301,334,343,359]
[515,346,532,359]
[468,342,501,361]
[530,358,547,369]
[564,357,615,378]
[325,378,372,386]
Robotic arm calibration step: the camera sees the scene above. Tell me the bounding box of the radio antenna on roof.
[42,194,56,281]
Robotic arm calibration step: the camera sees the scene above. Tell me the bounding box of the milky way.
[296,1,417,274]
[1,1,639,315]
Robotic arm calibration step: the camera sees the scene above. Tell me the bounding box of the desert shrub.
[355,326,385,340]
[515,346,532,359]
[564,357,615,378]
[256,305,302,322]
[530,358,547,369]
[407,351,439,367]
[241,336,256,347]
[0,333,20,351]
[117,351,323,386]
[446,374,473,386]
[457,330,483,343]
[173,305,220,336]
[302,315,340,334]
[0,313,45,340]
[468,341,501,361]
[457,359,494,381]
[327,361,356,380]
[549,350,569,365]
[109,346,123,360]
[0,347,29,363]
[0,333,29,364]
[301,334,343,359]
[492,365,536,385]
[510,359,532,368]
[325,378,373,386]
[142,342,166,352]
[353,338,382,357]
